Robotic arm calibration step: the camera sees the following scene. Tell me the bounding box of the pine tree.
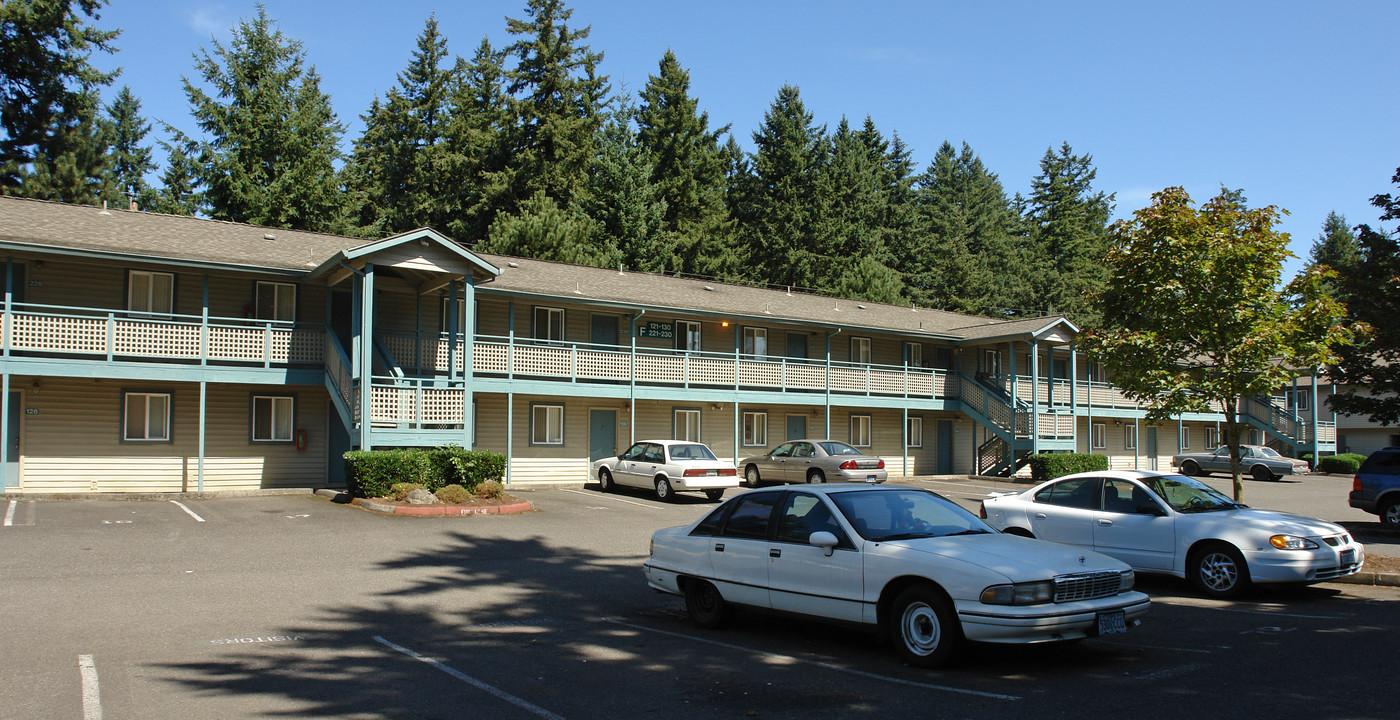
[102,86,157,209]
[733,84,827,289]
[0,0,119,195]
[818,117,903,303]
[502,0,608,211]
[148,133,199,216]
[1309,211,1360,273]
[582,107,671,272]
[441,37,511,244]
[1023,143,1113,321]
[344,16,458,236]
[176,5,344,231]
[484,190,615,267]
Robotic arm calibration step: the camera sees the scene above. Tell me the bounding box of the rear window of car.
[1359,451,1400,476]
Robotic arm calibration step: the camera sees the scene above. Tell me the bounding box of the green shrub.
[1317,453,1366,474]
[343,446,506,498]
[389,482,426,501]
[1027,453,1110,484]
[475,480,505,500]
[436,484,472,504]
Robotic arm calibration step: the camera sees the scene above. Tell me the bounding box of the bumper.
[671,476,740,491]
[1244,543,1365,584]
[643,562,683,596]
[956,592,1150,644]
[1349,491,1377,513]
[827,468,888,483]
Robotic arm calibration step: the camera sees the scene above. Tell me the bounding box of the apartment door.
[787,414,807,441]
[4,391,20,489]
[936,420,953,474]
[590,409,617,463]
[786,333,808,360]
[1146,427,1159,471]
[591,315,618,346]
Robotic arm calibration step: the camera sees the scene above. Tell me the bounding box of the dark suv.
[1351,447,1400,529]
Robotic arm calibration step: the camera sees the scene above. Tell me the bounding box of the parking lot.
[1,475,1396,720]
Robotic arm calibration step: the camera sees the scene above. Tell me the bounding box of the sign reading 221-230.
[638,321,674,339]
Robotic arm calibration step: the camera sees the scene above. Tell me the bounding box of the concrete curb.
[344,494,533,517]
[1333,571,1400,588]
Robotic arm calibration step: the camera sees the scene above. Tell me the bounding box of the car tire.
[888,585,961,668]
[1190,543,1250,598]
[598,468,614,492]
[684,579,732,629]
[1181,460,1202,477]
[744,465,762,487]
[704,488,725,502]
[1380,498,1400,529]
[807,469,826,484]
[654,476,673,502]
[1250,465,1276,483]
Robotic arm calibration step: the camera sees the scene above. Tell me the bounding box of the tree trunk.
[1224,403,1245,502]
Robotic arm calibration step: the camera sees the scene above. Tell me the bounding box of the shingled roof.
[0,196,1074,344]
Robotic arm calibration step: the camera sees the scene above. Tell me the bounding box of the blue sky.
[92,1,1399,278]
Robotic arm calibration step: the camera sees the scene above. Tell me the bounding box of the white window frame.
[675,320,702,352]
[255,281,296,323]
[1204,426,1220,449]
[983,349,1001,377]
[1125,424,1138,451]
[851,414,872,447]
[742,410,768,447]
[905,342,923,368]
[252,395,295,442]
[441,297,467,333]
[742,327,768,359]
[674,408,701,442]
[128,270,174,317]
[906,416,923,448]
[533,306,565,342]
[531,403,564,445]
[1180,425,1190,449]
[1091,422,1106,450]
[850,337,872,365]
[123,391,171,442]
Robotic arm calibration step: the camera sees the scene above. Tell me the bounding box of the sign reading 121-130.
[638,321,674,339]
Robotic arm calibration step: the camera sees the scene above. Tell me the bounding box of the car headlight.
[1119,570,1135,592]
[1269,534,1319,550]
[980,580,1054,605]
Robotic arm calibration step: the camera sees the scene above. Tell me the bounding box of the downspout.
[630,309,645,445]
[826,328,842,438]
[1030,339,1040,456]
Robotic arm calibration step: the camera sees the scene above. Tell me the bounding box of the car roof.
[1051,469,1177,482]
[636,439,706,446]
[735,483,921,497]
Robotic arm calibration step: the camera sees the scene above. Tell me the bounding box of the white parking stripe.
[78,654,103,720]
[4,500,14,527]
[559,488,656,509]
[373,636,568,720]
[169,500,206,522]
[603,618,1020,701]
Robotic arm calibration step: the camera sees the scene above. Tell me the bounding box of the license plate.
[1096,611,1127,636]
[705,470,716,477]
[866,475,877,483]
[1340,549,1355,566]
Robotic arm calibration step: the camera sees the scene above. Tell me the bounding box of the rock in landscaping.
[405,488,439,505]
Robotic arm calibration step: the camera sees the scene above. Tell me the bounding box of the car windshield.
[669,444,717,461]
[819,441,862,456]
[830,489,992,541]
[1143,474,1242,513]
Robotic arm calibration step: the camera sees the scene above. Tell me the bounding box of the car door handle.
[769,548,781,558]
[1034,512,1047,518]
[1098,519,1113,526]
[714,543,724,552]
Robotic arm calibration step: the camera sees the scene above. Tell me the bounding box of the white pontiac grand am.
[644,484,1149,668]
[979,470,1364,598]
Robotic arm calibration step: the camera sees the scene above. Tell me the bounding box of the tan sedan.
[740,439,887,485]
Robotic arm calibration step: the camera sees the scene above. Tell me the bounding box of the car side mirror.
[1138,504,1167,517]
[809,531,839,557]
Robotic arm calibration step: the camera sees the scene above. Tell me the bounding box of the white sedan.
[979,470,1365,598]
[644,485,1149,668]
[593,439,738,502]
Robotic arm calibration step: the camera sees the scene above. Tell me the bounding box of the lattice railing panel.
[8,313,106,353]
[576,350,630,381]
[118,321,200,358]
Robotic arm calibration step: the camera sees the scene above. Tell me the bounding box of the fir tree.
[484,190,615,267]
[441,37,511,244]
[0,0,119,195]
[582,107,671,272]
[102,86,157,209]
[1309,211,1360,274]
[149,133,199,215]
[176,5,345,231]
[818,117,903,304]
[1024,142,1114,321]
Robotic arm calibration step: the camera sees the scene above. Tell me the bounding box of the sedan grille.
[1052,571,1123,603]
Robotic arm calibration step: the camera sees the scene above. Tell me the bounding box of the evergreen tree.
[581,107,671,272]
[502,0,608,211]
[176,5,344,231]
[906,141,1021,315]
[344,16,457,236]
[1308,211,1360,274]
[733,84,827,289]
[818,117,903,304]
[149,134,200,216]
[1024,142,1114,321]
[635,50,735,277]
[441,37,511,244]
[0,0,119,195]
[102,86,157,209]
[484,190,614,266]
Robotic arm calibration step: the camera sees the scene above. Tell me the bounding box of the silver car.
[740,439,887,485]
[1170,445,1309,483]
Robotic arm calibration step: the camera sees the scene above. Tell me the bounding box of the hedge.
[1026,453,1110,484]
[1317,453,1366,475]
[344,446,507,498]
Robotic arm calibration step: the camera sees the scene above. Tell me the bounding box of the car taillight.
[683,468,737,477]
[876,459,885,469]
[1354,475,1362,492]
[719,468,736,476]
[840,460,858,470]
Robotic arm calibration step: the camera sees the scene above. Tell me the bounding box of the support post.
[358,265,375,451]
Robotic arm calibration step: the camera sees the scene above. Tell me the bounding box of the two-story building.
[0,196,1341,494]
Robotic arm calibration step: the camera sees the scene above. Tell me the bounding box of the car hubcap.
[1200,552,1239,591]
[1384,505,1400,525]
[657,481,669,498]
[698,586,718,613]
[747,468,758,485]
[899,602,941,655]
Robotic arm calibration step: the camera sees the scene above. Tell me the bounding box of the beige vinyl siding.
[14,379,326,493]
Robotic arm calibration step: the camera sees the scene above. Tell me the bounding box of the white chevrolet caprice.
[979,470,1365,598]
[644,485,1149,668]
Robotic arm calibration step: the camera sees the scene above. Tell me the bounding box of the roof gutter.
[0,241,309,277]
